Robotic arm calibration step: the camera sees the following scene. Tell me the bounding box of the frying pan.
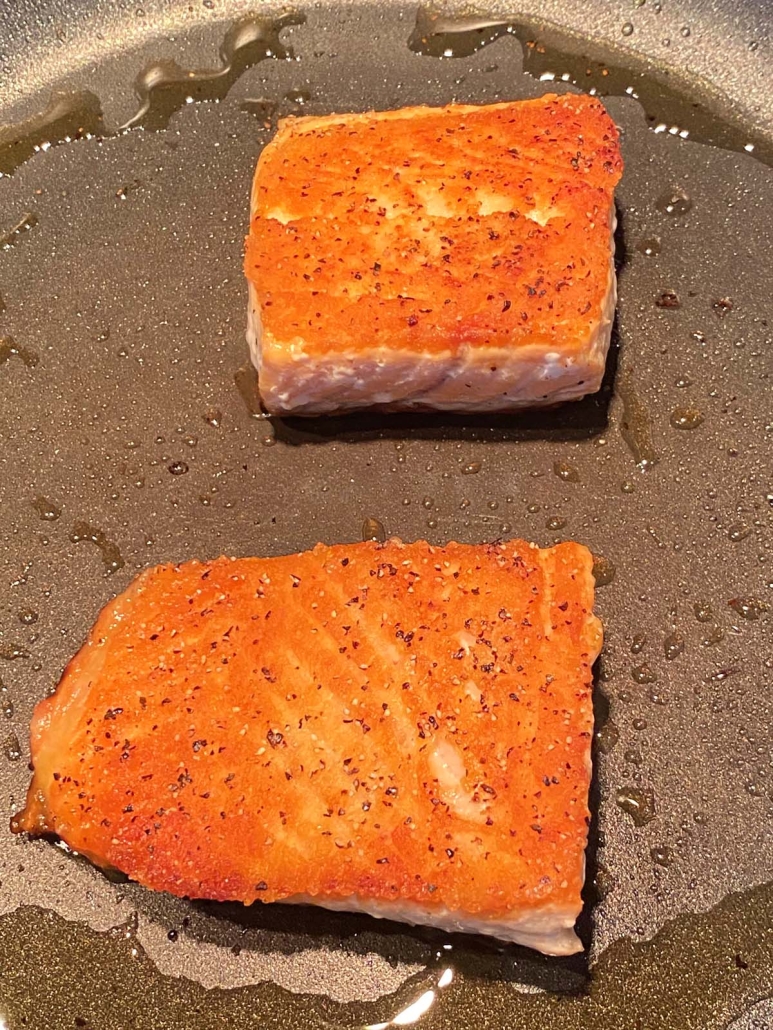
[0,0,771,1027]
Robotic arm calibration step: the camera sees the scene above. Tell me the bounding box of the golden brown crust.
[244,94,622,358]
[16,539,601,925]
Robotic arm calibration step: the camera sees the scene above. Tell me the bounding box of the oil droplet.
[705,667,738,683]
[240,98,278,125]
[651,845,674,866]
[593,865,615,900]
[621,481,636,494]
[618,371,659,468]
[0,644,30,661]
[664,632,685,661]
[624,749,642,765]
[0,91,106,178]
[0,211,39,250]
[0,337,39,369]
[234,362,269,419]
[284,89,311,106]
[203,408,223,428]
[426,518,438,529]
[633,717,648,730]
[461,462,481,475]
[422,497,434,509]
[728,597,769,621]
[617,786,656,826]
[631,663,657,684]
[670,406,704,430]
[362,518,386,543]
[32,496,61,521]
[0,18,299,177]
[546,516,566,531]
[70,521,125,575]
[655,289,680,309]
[636,237,661,256]
[409,12,773,164]
[1,685,14,720]
[621,22,634,36]
[631,634,647,654]
[656,186,692,216]
[17,609,38,625]
[108,911,139,942]
[595,721,620,754]
[115,179,144,201]
[701,624,724,647]
[168,461,189,476]
[2,732,21,762]
[122,14,304,132]
[408,13,511,58]
[694,601,714,623]
[728,523,751,542]
[553,460,580,482]
[592,554,616,587]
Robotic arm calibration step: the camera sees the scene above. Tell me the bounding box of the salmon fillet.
[14,538,602,955]
[244,94,623,415]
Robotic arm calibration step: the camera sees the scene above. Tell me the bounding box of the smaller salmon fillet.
[15,539,602,955]
[245,94,623,415]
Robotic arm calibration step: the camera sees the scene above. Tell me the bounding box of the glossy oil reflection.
[0,13,304,178]
[409,9,771,165]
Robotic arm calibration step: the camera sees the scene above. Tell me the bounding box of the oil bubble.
[617,787,656,826]
[656,187,692,216]
[592,554,616,587]
[670,407,704,430]
[664,633,685,660]
[651,845,673,866]
[362,518,386,543]
[655,289,680,309]
[636,237,661,256]
[553,461,580,482]
[631,664,657,684]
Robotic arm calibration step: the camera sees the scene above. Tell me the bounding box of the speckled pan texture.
[0,1,771,1028]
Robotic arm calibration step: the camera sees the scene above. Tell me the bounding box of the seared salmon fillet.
[15,538,601,955]
[245,94,622,415]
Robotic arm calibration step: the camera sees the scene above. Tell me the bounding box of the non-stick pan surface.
[0,2,771,1028]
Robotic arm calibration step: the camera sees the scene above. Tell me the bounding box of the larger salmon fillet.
[14,539,602,955]
[245,94,623,414]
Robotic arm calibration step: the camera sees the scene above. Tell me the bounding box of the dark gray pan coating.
[0,3,771,1027]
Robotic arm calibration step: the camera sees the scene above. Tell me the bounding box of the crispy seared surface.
[245,95,622,358]
[16,539,601,928]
